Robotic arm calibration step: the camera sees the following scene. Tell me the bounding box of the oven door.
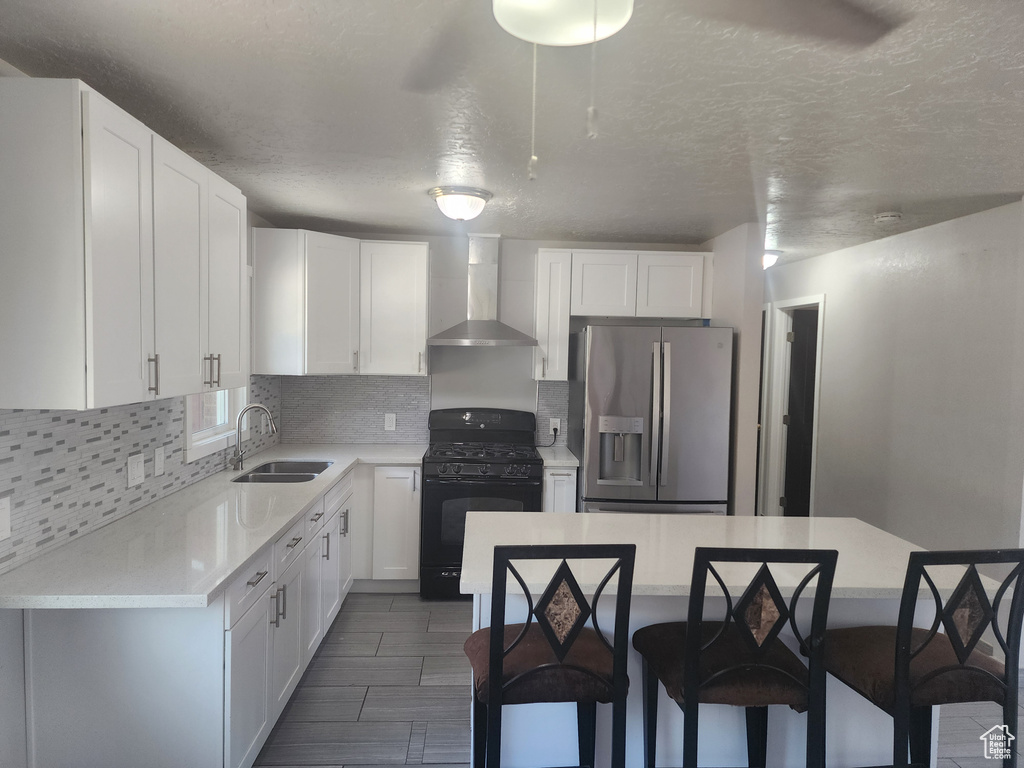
[420,476,542,568]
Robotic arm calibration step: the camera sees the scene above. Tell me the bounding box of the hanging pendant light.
[493,0,633,46]
[428,187,493,221]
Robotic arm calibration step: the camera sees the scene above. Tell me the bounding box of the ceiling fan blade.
[401,14,474,94]
[679,0,907,47]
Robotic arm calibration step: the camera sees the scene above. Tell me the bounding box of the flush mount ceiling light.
[493,0,634,46]
[428,187,493,221]
[763,250,782,270]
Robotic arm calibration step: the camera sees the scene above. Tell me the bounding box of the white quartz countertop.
[461,512,935,599]
[0,443,425,609]
[537,446,579,468]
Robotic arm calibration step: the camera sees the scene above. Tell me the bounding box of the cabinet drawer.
[224,549,273,628]
[274,516,307,576]
[304,496,327,538]
[324,470,354,522]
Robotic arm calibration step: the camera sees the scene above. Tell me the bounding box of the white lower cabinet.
[543,468,578,513]
[24,472,360,768]
[372,466,421,579]
[225,587,274,768]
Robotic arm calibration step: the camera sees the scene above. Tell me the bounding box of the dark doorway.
[755,309,766,513]
[783,308,818,516]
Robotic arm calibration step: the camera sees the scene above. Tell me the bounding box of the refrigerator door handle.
[650,342,661,485]
[661,341,671,486]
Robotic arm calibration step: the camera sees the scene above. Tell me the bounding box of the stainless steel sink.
[233,472,319,483]
[232,460,333,483]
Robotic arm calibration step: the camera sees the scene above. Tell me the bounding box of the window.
[184,386,248,463]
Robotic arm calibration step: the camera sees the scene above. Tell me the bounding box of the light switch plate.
[154,446,165,476]
[127,454,145,488]
[0,497,10,542]
[384,413,396,431]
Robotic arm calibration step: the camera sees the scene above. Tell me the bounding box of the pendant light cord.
[528,43,538,180]
[587,0,599,138]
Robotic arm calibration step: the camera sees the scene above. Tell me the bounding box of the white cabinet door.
[534,249,572,381]
[372,466,421,579]
[359,241,428,376]
[338,504,354,604]
[636,252,707,318]
[207,174,249,390]
[306,231,360,374]
[570,251,637,316]
[321,512,343,629]
[300,533,324,666]
[270,556,304,717]
[83,90,156,408]
[152,136,207,397]
[543,468,578,513]
[225,589,274,768]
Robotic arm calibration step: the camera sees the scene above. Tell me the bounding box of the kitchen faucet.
[231,403,278,471]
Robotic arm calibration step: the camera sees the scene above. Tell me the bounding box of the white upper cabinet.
[307,232,360,374]
[570,251,638,316]
[207,175,249,390]
[152,136,207,398]
[636,252,706,317]
[252,229,360,375]
[534,249,572,381]
[0,80,154,410]
[359,241,429,376]
[0,78,247,410]
[570,250,711,319]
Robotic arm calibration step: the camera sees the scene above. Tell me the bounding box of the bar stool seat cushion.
[631,621,810,712]
[824,626,1006,713]
[465,623,618,705]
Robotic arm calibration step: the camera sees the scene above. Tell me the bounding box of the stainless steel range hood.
[427,235,538,347]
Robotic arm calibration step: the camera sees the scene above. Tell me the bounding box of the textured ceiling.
[0,0,1022,263]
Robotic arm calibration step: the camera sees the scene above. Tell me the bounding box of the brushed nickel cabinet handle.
[418,351,423,373]
[286,536,302,549]
[279,584,287,620]
[353,350,358,372]
[310,511,324,523]
[246,570,268,588]
[270,591,280,627]
[342,508,349,536]
[203,354,214,387]
[322,531,330,560]
[214,353,222,387]
[148,354,160,395]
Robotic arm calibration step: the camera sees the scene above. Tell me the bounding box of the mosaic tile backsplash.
[280,375,431,444]
[0,375,281,577]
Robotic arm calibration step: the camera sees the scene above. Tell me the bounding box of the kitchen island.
[461,511,949,768]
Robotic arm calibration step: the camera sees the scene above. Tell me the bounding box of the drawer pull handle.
[286,536,302,549]
[311,511,324,523]
[278,585,287,620]
[342,509,349,536]
[548,472,573,477]
[246,570,268,588]
[322,531,330,560]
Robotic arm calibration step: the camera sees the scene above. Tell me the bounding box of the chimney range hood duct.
[427,235,538,347]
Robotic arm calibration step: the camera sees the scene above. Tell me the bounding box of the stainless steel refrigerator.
[568,324,733,514]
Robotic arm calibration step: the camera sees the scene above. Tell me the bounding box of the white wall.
[765,202,1024,550]
[706,223,766,516]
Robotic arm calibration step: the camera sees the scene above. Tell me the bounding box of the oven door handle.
[426,477,542,487]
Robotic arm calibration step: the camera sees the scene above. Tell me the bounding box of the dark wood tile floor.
[255,592,1018,767]
[254,592,473,768]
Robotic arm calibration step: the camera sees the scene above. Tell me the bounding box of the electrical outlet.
[127,454,145,488]
[549,418,560,435]
[154,446,165,476]
[384,413,397,431]
[0,497,10,542]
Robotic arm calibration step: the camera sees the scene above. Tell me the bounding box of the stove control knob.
[440,463,450,475]
[480,464,490,475]
[452,464,462,474]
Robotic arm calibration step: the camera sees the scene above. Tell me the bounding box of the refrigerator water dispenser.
[597,415,644,484]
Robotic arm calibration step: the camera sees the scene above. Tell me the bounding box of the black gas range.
[420,409,543,599]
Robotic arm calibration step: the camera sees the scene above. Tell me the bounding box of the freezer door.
[581,325,662,502]
[658,326,732,502]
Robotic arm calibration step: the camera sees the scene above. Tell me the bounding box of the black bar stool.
[463,543,636,768]
[824,548,1024,767]
[632,547,838,768]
